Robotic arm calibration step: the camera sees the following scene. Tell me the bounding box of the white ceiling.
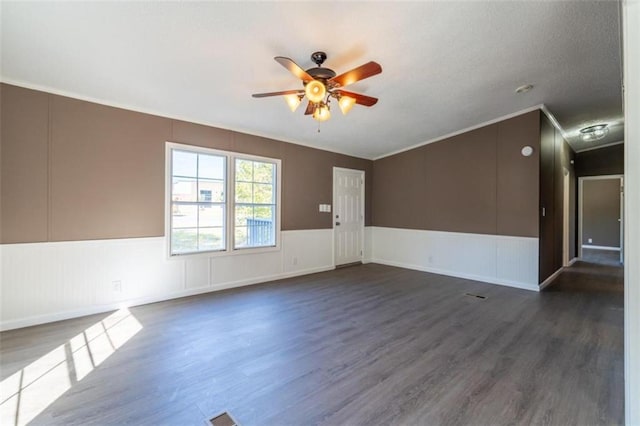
[0,1,623,159]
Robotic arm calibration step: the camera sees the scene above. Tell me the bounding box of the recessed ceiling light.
[580,124,609,141]
[515,84,534,94]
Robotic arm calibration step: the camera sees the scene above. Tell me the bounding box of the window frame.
[165,142,281,259]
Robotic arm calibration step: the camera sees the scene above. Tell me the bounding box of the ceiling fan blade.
[329,61,382,88]
[274,57,314,82]
[304,101,315,115]
[335,90,378,107]
[252,89,304,98]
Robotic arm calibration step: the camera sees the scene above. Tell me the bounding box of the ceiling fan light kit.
[252,51,382,122]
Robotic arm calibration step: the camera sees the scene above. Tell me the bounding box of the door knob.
[335,222,341,226]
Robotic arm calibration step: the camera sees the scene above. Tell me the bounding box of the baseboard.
[582,245,621,251]
[0,265,334,331]
[369,259,539,292]
[539,267,564,290]
[568,257,579,266]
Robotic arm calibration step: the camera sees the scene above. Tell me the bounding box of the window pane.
[199,204,224,227]
[254,205,274,221]
[172,177,197,202]
[235,182,253,203]
[246,215,274,247]
[253,183,273,204]
[236,159,253,182]
[172,203,197,228]
[173,151,197,177]
[235,227,248,248]
[235,205,253,227]
[172,228,198,254]
[199,227,224,251]
[253,162,274,183]
[199,179,224,202]
[199,154,225,180]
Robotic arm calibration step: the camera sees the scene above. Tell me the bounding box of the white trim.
[569,257,579,266]
[539,267,563,291]
[0,265,334,331]
[369,258,539,292]
[578,174,624,257]
[0,78,364,160]
[332,167,365,266]
[623,2,640,424]
[372,104,547,160]
[580,174,625,181]
[575,140,625,153]
[582,245,621,251]
[563,167,570,267]
[164,141,282,259]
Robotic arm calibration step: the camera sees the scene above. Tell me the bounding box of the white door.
[333,167,364,266]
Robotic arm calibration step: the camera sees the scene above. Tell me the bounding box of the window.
[234,159,276,249]
[167,143,280,257]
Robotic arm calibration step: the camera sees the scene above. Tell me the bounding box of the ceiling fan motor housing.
[307,51,336,82]
[306,67,336,81]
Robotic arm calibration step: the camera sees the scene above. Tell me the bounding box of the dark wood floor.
[1,261,623,425]
[582,247,623,267]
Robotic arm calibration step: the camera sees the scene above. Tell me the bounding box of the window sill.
[167,240,281,260]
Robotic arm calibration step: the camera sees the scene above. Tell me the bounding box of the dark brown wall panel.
[50,95,172,241]
[496,111,540,237]
[539,114,555,282]
[575,144,624,177]
[171,119,235,152]
[281,143,335,230]
[0,85,49,243]
[372,148,427,230]
[2,83,372,243]
[372,112,541,237]
[553,128,565,271]
[424,125,498,234]
[172,120,372,230]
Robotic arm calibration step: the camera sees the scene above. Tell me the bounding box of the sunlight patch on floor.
[0,308,142,426]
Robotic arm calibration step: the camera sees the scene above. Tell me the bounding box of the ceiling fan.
[252,51,382,122]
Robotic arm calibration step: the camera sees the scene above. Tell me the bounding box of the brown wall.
[539,114,576,283]
[539,115,555,281]
[582,178,621,248]
[575,144,624,177]
[0,83,372,243]
[372,110,541,237]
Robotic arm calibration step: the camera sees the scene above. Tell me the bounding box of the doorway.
[333,167,364,266]
[578,175,624,265]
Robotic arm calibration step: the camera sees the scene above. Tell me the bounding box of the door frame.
[577,174,624,258]
[563,167,570,266]
[332,167,365,267]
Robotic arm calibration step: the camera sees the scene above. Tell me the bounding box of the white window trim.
[165,141,282,259]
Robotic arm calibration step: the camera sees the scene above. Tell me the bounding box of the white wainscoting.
[363,226,373,263]
[370,227,539,291]
[0,229,334,331]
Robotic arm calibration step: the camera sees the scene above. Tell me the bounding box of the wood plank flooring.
[0,262,623,425]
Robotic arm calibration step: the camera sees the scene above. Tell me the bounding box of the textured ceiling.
[0,1,623,159]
